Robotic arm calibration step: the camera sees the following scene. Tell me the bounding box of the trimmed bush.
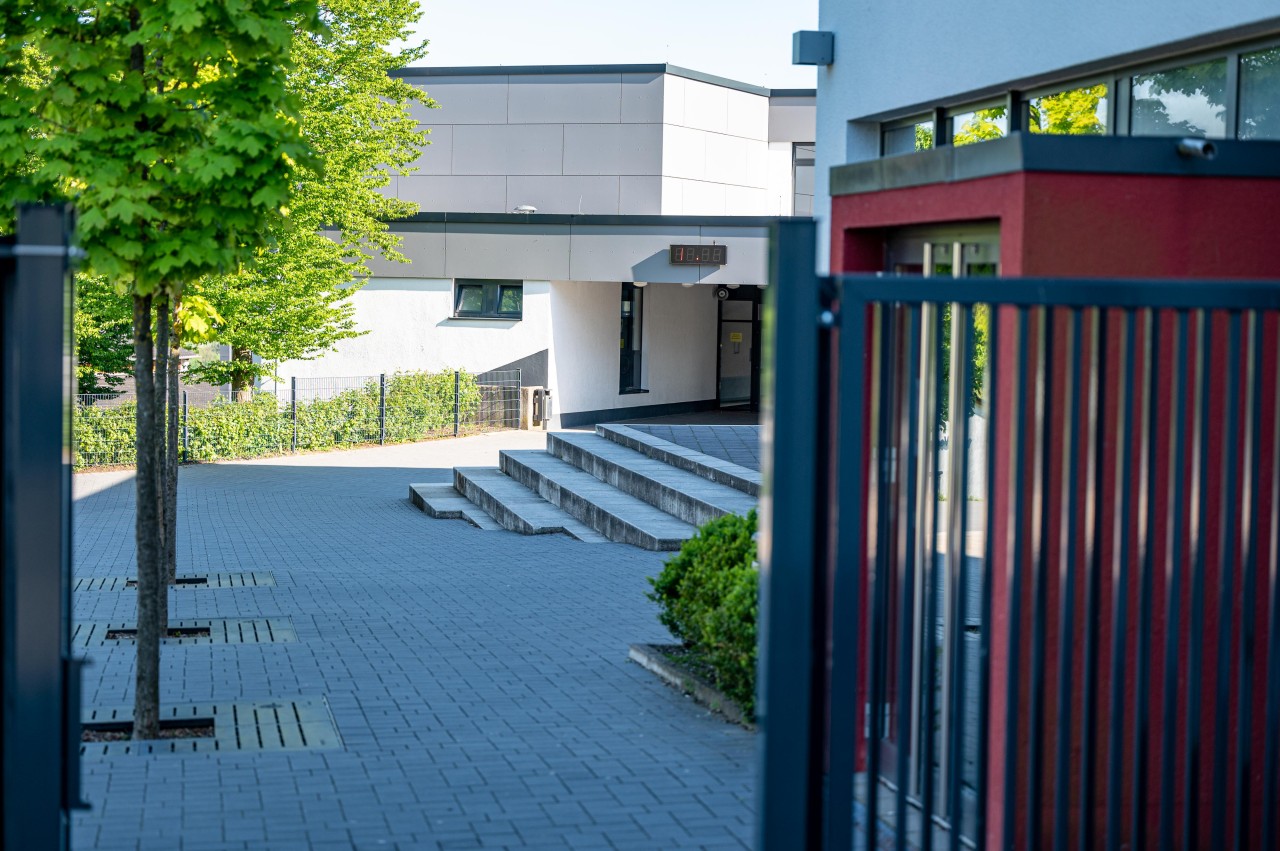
[647,509,758,718]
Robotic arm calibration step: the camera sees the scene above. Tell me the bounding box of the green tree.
[188,0,433,397]
[75,274,134,395]
[1,0,315,739]
[1029,84,1107,135]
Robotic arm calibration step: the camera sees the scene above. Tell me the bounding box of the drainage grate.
[80,698,343,756]
[73,618,297,648]
[75,572,276,592]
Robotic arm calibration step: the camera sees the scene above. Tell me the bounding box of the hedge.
[74,370,492,468]
[647,509,758,718]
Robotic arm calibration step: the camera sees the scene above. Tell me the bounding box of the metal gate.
[757,220,1280,850]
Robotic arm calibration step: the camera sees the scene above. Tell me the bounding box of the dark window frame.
[619,282,647,395]
[453,279,523,320]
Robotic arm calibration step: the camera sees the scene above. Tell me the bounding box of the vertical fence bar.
[1079,308,1105,851]
[1181,310,1211,851]
[379,373,387,445]
[1232,311,1262,851]
[1002,306,1033,850]
[920,302,945,851]
[1105,309,1139,851]
[825,279,868,851]
[290,377,298,453]
[1132,309,1162,851]
[181,391,189,462]
[1210,311,1242,845]
[454,370,461,437]
[1028,306,1053,849]
[1261,325,1280,851]
[1157,311,1191,849]
[975,302,998,851]
[756,219,823,851]
[1053,307,1084,851]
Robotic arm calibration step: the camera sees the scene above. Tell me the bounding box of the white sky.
[396,0,819,89]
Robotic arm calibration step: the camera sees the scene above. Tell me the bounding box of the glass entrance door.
[718,297,757,409]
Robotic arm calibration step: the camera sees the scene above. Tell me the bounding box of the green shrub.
[647,509,758,718]
[73,368,495,469]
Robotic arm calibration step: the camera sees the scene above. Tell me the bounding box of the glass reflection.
[1240,46,1280,140]
[1029,84,1108,135]
[1131,59,1227,138]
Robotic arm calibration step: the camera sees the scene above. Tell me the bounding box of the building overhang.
[830,133,1280,197]
[369,214,804,285]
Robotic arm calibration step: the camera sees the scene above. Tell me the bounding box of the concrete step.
[547,431,756,527]
[409,482,504,531]
[499,450,698,551]
[453,467,609,543]
[594,423,761,496]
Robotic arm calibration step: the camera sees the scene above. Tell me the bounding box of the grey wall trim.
[852,15,1280,123]
[390,63,812,98]
[830,133,1280,197]
[559,398,719,429]
[389,212,804,228]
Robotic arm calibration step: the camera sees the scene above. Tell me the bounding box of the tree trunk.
[166,297,181,589]
[132,293,161,741]
[230,345,254,402]
[154,294,170,628]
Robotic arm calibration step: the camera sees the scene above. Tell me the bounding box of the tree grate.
[73,618,297,647]
[74,571,276,591]
[80,697,342,757]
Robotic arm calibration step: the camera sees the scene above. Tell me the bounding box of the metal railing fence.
[73,368,522,468]
[757,221,1280,851]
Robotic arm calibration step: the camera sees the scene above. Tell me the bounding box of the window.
[1240,45,1280,140]
[952,107,1007,146]
[1029,83,1108,135]
[1131,59,1227,138]
[882,119,934,155]
[619,283,645,394]
[453,279,523,319]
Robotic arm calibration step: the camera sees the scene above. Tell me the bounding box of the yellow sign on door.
[729,332,743,343]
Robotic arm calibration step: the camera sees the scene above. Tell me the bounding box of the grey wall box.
[792,31,834,66]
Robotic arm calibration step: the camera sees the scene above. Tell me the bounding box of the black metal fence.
[757,221,1280,850]
[74,368,522,468]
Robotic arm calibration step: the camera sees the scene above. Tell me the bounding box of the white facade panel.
[505,175,621,215]
[562,123,663,176]
[274,278,552,381]
[694,226,770,286]
[362,225,446,278]
[680,78,731,134]
[679,180,728,216]
[411,78,509,124]
[444,226,572,281]
[724,185,768,216]
[768,100,817,142]
[703,133,749,185]
[726,89,770,141]
[398,175,507,213]
[620,73,665,123]
[661,124,708,180]
[567,225,701,284]
[659,177,684,215]
[618,176,663,215]
[410,125,453,176]
[452,124,564,176]
[662,75,686,127]
[506,75,622,124]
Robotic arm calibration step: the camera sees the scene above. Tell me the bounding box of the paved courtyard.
[72,432,755,850]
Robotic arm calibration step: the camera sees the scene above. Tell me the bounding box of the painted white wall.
[270,278,552,383]
[548,280,718,419]
[811,1,1279,269]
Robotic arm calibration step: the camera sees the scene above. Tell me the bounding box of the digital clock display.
[669,244,728,266]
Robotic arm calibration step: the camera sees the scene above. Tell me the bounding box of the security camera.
[1177,138,1216,160]
[715,286,730,300]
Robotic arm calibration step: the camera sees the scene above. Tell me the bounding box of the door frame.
[715,286,763,410]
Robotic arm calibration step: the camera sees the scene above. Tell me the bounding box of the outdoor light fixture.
[512,204,537,213]
[1177,138,1217,160]
[726,283,740,289]
[633,281,648,288]
[681,282,696,288]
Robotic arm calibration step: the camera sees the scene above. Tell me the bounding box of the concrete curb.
[628,643,754,729]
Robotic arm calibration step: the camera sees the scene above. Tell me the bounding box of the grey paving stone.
[71,443,754,849]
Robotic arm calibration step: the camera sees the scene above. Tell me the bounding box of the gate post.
[757,219,826,851]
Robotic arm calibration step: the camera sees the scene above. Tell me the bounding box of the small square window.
[453,280,523,320]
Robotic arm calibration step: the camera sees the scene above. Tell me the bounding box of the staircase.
[409,424,760,550]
